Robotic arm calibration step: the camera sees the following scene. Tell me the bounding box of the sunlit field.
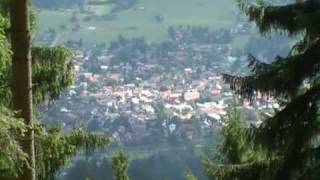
[37,0,238,45]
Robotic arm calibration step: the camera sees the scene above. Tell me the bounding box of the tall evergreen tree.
[205,0,320,179]
[0,1,109,180]
[9,0,35,179]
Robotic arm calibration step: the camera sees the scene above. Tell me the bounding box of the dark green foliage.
[112,151,130,180]
[0,14,11,105]
[0,109,109,180]
[0,9,74,106]
[224,39,320,98]
[0,4,109,180]
[0,4,74,105]
[0,119,109,180]
[0,46,75,106]
[32,46,74,104]
[0,15,9,62]
[239,0,320,36]
[204,106,269,180]
[206,0,320,179]
[35,126,109,180]
[218,107,247,164]
[0,107,26,179]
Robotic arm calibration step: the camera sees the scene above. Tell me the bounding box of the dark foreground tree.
[205,0,320,179]
[9,0,35,179]
[0,1,109,180]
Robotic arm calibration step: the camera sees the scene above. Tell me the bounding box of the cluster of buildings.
[42,44,278,144]
[42,20,278,144]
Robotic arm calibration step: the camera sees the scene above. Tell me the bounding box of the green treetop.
[0,1,109,180]
[206,0,320,179]
[112,151,130,180]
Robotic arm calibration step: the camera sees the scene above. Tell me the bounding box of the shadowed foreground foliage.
[205,0,320,179]
[0,111,109,180]
[0,3,110,179]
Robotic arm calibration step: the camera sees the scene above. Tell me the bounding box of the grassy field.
[37,0,240,45]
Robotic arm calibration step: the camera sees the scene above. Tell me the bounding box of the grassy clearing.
[36,10,72,32]
[37,0,239,45]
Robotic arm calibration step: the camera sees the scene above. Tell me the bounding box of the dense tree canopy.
[0,107,26,179]
[0,1,109,179]
[206,0,320,179]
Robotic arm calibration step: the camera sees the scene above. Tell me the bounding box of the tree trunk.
[9,0,35,180]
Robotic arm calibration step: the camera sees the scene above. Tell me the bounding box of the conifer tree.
[9,0,35,179]
[112,151,130,180]
[205,0,320,179]
[0,1,109,180]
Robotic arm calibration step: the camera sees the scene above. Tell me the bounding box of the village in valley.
[28,0,296,179]
[41,22,280,146]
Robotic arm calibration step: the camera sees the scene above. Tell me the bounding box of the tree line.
[0,1,109,180]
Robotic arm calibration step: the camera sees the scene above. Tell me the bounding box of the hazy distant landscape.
[36,0,245,45]
[34,1,245,179]
[31,0,293,179]
[4,0,317,180]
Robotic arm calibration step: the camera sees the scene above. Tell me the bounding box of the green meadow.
[37,0,241,45]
